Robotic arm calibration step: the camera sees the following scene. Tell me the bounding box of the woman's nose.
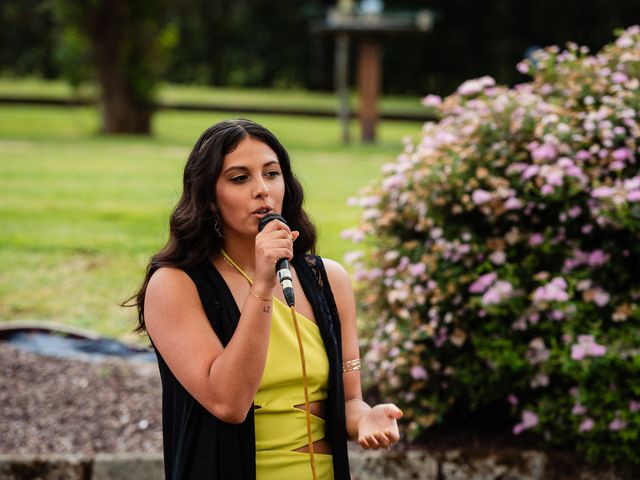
[253,177,269,197]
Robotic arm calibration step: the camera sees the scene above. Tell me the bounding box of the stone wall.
[0,445,631,479]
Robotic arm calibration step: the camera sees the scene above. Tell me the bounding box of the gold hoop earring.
[214,215,225,239]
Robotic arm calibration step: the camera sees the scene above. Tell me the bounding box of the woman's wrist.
[250,281,273,300]
[249,289,272,302]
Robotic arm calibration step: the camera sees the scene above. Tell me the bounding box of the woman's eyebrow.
[222,165,248,175]
[222,160,280,175]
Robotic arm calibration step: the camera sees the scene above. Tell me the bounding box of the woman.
[129,119,402,479]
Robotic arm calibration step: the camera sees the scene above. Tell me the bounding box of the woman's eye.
[231,175,248,183]
[266,170,281,178]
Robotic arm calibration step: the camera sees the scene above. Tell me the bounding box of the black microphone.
[258,213,295,307]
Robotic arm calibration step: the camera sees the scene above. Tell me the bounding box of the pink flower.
[571,335,607,360]
[533,277,569,303]
[568,206,582,218]
[421,94,442,108]
[571,344,586,361]
[522,411,538,427]
[489,250,506,265]
[617,35,634,48]
[610,161,625,171]
[469,272,497,293]
[609,419,626,431]
[360,195,381,207]
[629,401,640,413]
[579,418,594,432]
[572,404,587,416]
[592,288,610,307]
[458,79,484,96]
[541,184,554,195]
[382,174,407,191]
[592,186,614,198]
[504,197,523,210]
[628,190,640,202]
[576,150,591,161]
[529,233,544,246]
[513,410,538,435]
[409,263,426,277]
[482,280,514,306]
[516,61,529,74]
[472,189,492,204]
[531,143,557,161]
[611,71,628,84]
[522,165,540,180]
[344,250,364,264]
[507,394,519,406]
[482,289,501,305]
[588,250,609,266]
[341,228,365,243]
[367,268,383,280]
[612,148,631,162]
[410,365,429,380]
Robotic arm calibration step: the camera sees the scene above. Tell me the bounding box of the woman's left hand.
[357,403,403,449]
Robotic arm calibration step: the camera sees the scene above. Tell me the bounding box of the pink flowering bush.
[345,26,640,466]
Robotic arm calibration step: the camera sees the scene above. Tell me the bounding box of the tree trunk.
[93,42,152,135]
[79,0,158,135]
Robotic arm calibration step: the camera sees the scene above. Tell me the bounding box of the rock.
[93,453,163,480]
[440,449,547,480]
[348,442,438,479]
[0,454,89,480]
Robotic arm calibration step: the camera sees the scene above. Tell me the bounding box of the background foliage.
[345,26,640,466]
[1,0,639,95]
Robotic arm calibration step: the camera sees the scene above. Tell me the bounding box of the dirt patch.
[0,343,162,455]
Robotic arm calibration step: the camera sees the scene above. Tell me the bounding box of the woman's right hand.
[253,219,299,294]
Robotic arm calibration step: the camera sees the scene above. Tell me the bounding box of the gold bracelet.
[249,290,272,302]
[342,358,362,372]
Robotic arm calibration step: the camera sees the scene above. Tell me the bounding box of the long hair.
[124,119,317,333]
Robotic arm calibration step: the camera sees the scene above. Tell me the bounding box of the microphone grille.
[258,213,287,232]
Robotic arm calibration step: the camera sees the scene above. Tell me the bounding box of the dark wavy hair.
[124,118,317,333]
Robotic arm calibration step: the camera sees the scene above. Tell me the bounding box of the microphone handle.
[276,259,295,307]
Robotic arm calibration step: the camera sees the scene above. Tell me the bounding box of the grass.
[0,77,427,114]
[0,103,422,341]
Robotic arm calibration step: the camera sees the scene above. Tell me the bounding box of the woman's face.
[215,136,285,239]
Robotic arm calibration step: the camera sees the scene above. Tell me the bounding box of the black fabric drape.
[152,254,351,479]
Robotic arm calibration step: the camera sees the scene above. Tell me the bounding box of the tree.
[54,0,176,134]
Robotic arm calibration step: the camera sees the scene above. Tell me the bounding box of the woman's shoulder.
[318,256,348,276]
[147,266,199,301]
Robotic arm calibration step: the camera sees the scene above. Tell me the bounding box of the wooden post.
[357,38,381,143]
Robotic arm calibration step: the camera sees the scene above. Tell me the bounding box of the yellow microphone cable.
[290,305,317,480]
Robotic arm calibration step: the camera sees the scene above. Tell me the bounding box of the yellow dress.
[222,251,334,480]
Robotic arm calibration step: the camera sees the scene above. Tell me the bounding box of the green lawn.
[0,103,422,341]
[0,77,426,115]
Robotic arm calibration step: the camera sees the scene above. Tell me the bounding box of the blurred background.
[1,1,640,475]
[0,0,638,341]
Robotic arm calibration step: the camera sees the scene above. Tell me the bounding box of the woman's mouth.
[252,206,273,217]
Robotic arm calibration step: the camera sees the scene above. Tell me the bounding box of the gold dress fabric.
[222,251,334,479]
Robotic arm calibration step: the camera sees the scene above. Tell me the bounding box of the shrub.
[344,26,640,466]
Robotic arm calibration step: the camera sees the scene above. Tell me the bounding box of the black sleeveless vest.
[152,254,351,479]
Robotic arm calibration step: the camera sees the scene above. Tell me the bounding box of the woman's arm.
[145,267,272,424]
[145,221,295,424]
[323,258,403,449]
